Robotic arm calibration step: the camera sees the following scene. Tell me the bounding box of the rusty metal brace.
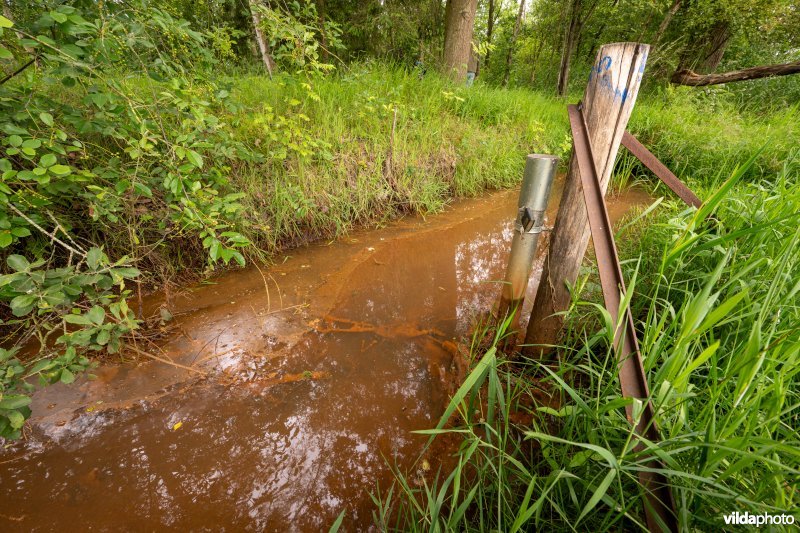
[622,131,702,208]
[569,104,679,532]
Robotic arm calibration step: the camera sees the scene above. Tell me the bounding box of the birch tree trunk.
[249,0,276,77]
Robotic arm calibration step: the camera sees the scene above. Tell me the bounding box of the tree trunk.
[556,0,581,96]
[529,37,545,83]
[443,0,479,81]
[502,0,526,87]
[556,0,600,96]
[676,20,731,75]
[697,21,730,72]
[672,60,800,86]
[249,0,276,77]
[485,0,496,69]
[653,0,681,44]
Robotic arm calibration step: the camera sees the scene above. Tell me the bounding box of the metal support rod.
[569,104,678,532]
[621,131,702,208]
[497,154,558,334]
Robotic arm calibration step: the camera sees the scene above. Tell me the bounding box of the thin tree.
[653,0,682,44]
[556,0,598,97]
[484,0,496,69]
[317,0,329,61]
[248,0,276,78]
[443,0,479,81]
[501,0,526,87]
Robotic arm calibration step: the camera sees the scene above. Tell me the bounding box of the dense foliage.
[0,3,258,437]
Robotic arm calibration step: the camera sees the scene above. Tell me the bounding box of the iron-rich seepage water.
[0,184,652,531]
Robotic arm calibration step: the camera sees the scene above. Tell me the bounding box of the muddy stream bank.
[0,182,652,531]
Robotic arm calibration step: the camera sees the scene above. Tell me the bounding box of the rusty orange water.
[0,185,652,531]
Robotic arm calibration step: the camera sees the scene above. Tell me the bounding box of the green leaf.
[60,368,75,384]
[39,112,54,127]
[733,322,765,407]
[328,510,346,533]
[0,46,12,60]
[6,410,25,429]
[27,359,55,375]
[86,305,105,325]
[86,247,102,269]
[0,231,13,247]
[186,149,203,169]
[232,251,245,267]
[0,15,13,28]
[50,11,68,23]
[63,313,93,326]
[95,328,110,346]
[7,254,30,272]
[576,469,617,524]
[112,267,140,279]
[133,183,152,197]
[8,135,22,147]
[0,395,31,410]
[49,164,71,176]
[9,294,36,316]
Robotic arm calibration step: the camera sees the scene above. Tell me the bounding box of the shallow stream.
[0,183,651,531]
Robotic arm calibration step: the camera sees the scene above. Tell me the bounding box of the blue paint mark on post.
[587,49,648,105]
[588,55,613,82]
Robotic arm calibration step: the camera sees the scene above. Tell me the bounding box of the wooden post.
[523,42,649,357]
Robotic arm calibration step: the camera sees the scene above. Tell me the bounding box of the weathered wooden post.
[523,42,649,357]
[497,155,558,339]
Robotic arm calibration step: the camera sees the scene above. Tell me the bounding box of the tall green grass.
[374,155,800,531]
[225,64,568,252]
[630,88,799,185]
[210,63,798,260]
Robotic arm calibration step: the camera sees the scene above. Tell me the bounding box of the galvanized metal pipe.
[498,154,558,331]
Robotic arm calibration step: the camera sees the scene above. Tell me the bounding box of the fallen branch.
[671,60,800,86]
[0,58,36,85]
[7,203,87,258]
[127,345,207,376]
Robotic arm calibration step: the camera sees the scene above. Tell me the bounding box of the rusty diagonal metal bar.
[568,104,678,532]
[622,131,702,208]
